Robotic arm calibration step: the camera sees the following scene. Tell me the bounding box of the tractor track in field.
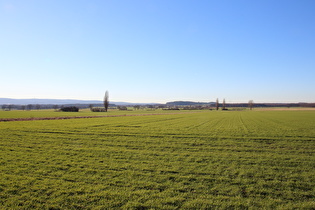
[0,112,199,122]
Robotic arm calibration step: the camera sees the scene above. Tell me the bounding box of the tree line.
[2,91,315,112]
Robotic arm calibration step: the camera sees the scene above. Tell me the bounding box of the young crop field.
[0,110,314,209]
[0,109,182,119]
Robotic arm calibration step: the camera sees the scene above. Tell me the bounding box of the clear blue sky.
[1,0,314,103]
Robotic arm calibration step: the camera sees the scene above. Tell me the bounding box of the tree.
[89,104,93,111]
[104,90,109,112]
[4,104,12,111]
[248,100,254,110]
[27,104,33,111]
[60,106,79,112]
[222,98,226,110]
[216,98,219,110]
[53,105,59,111]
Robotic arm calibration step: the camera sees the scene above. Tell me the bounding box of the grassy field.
[0,110,314,209]
[0,109,180,119]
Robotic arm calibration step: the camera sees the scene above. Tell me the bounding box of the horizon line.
[0,97,314,104]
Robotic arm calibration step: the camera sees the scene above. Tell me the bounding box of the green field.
[0,110,314,209]
[0,109,176,119]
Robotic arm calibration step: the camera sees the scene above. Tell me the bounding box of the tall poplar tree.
[248,100,254,110]
[104,90,109,112]
[222,98,226,110]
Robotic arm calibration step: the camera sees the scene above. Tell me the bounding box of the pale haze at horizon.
[1,0,314,103]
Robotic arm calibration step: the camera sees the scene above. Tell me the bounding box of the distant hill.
[0,98,160,106]
[1,98,314,107]
[0,98,102,105]
[165,101,315,108]
[166,101,215,106]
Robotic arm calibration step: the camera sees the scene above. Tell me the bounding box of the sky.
[1,0,315,103]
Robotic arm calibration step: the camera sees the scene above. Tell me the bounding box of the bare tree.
[104,90,109,112]
[53,105,59,111]
[27,104,33,111]
[216,98,219,110]
[222,99,226,110]
[248,100,254,110]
